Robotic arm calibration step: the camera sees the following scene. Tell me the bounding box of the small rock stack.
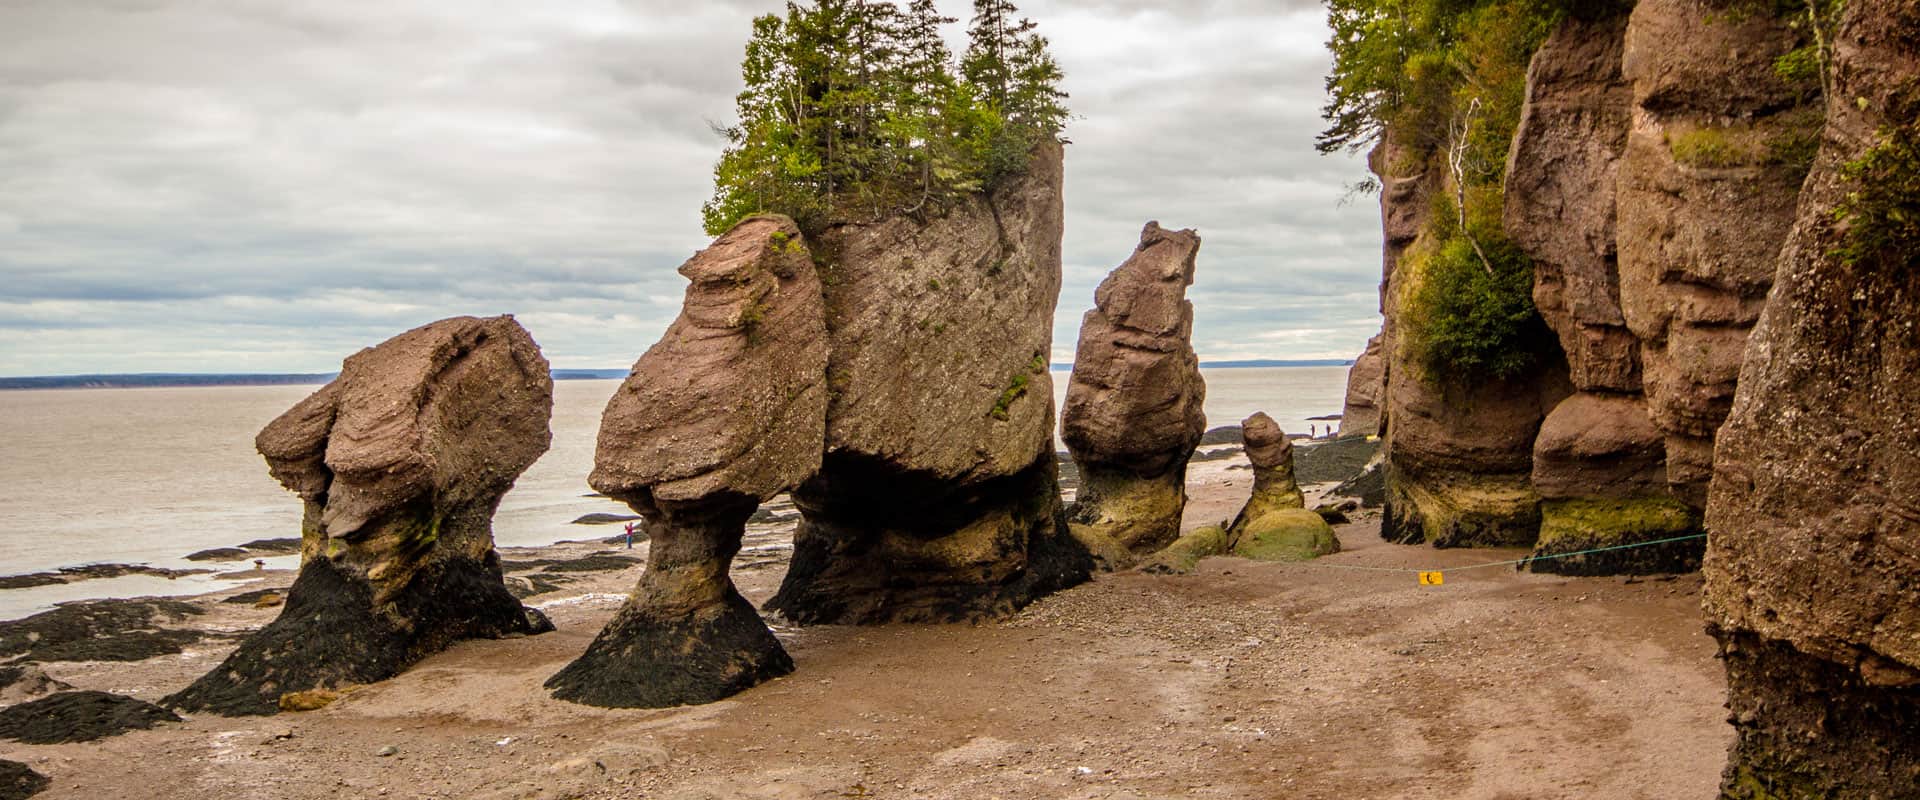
[1227,413,1338,562]
[167,316,555,716]
[1062,222,1207,567]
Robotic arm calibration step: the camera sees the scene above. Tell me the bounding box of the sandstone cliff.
[1336,334,1384,438]
[167,316,554,716]
[1702,0,1920,792]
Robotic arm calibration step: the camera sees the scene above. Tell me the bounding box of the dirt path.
[2,473,1732,799]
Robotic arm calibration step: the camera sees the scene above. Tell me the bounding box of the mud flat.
[0,465,1728,799]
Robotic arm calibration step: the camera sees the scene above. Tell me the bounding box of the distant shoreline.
[0,361,1354,390]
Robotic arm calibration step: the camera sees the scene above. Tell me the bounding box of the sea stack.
[1703,1,1920,793]
[166,316,554,716]
[1061,221,1207,564]
[765,140,1093,624]
[1502,11,1702,574]
[1227,413,1337,562]
[547,215,826,708]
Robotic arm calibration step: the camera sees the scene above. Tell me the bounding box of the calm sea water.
[0,366,1348,618]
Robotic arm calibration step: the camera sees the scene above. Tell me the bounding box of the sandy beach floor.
[0,457,1732,799]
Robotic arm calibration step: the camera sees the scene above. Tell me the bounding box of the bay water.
[0,366,1349,619]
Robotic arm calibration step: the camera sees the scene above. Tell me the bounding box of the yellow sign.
[1418,571,1445,586]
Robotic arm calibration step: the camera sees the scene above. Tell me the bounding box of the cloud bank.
[0,0,1382,375]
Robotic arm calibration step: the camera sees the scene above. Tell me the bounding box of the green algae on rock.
[1523,497,1701,575]
[1231,510,1340,563]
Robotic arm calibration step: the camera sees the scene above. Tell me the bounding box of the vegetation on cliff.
[1319,0,1575,381]
[703,0,1068,236]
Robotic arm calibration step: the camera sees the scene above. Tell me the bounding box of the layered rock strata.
[766,141,1093,624]
[1505,11,1702,573]
[1227,413,1338,562]
[1061,222,1206,563]
[547,216,826,708]
[1336,334,1385,438]
[1703,2,1920,793]
[166,316,554,716]
[1616,0,1821,508]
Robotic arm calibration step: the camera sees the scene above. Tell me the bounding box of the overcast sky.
[0,0,1382,376]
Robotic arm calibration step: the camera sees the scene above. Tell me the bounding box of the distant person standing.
[623,521,637,549]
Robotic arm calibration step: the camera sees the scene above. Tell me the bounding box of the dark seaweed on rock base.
[0,691,180,744]
[165,556,550,716]
[0,759,48,800]
[167,315,556,716]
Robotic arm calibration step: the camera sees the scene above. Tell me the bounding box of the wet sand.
[0,458,1731,799]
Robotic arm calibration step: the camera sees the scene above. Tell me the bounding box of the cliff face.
[1503,11,1703,573]
[1374,134,1569,549]
[1702,0,1920,792]
[1346,0,1819,570]
[1616,0,1820,508]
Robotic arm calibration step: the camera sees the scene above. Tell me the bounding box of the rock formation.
[1703,1,1920,793]
[766,141,1093,624]
[1616,0,1820,508]
[1336,334,1384,437]
[1504,11,1702,574]
[1061,221,1206,563]
[166,316,554,716]
[1227,413,1338,561]
[1371,128,1570,549]
[547,215,826,708]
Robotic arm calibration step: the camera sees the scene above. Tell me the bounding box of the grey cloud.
[0,0,1381,375]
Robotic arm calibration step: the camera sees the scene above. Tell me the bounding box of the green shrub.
[1403,194,1551,382]
[1834,116,1920,268]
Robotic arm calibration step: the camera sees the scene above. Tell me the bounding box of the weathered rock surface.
[1526,392,1699,574]
[166,315,554,716]
[1337,334,1386,437]
[0,759,48,800]
[1703,3,1920,794]
[0,691,179,744]
[768,141,1092,624]
[1138,525,1227,576]
[548,215,824,708]
[1617,0,1819,508]
[1226,414,1339,562]
[1505,12,1639,395]
[1062,222,1206,561]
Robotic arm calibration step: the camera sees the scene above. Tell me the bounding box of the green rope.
[1298,533,1708,575]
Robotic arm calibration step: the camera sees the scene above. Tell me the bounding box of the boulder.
[547,215,825,708]
[1616,0,1819,507]
[1061,221,1207,559]
[1526,392,1700,574]
[166,316,554,716]
[767,141,1093,625]
[1703,3,1920,794]
[1231,509,1338,563]
[1336,334,1385,437]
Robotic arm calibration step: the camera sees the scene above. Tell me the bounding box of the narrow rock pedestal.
[1228,413,1337,562]
[547,215,825,708]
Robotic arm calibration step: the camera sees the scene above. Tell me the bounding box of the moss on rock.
[1524,496,1701,575]
[1231,509,1339,562]
[1138,525,1228,575]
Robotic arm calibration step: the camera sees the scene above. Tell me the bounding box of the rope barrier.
[1288,533,1709,584]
